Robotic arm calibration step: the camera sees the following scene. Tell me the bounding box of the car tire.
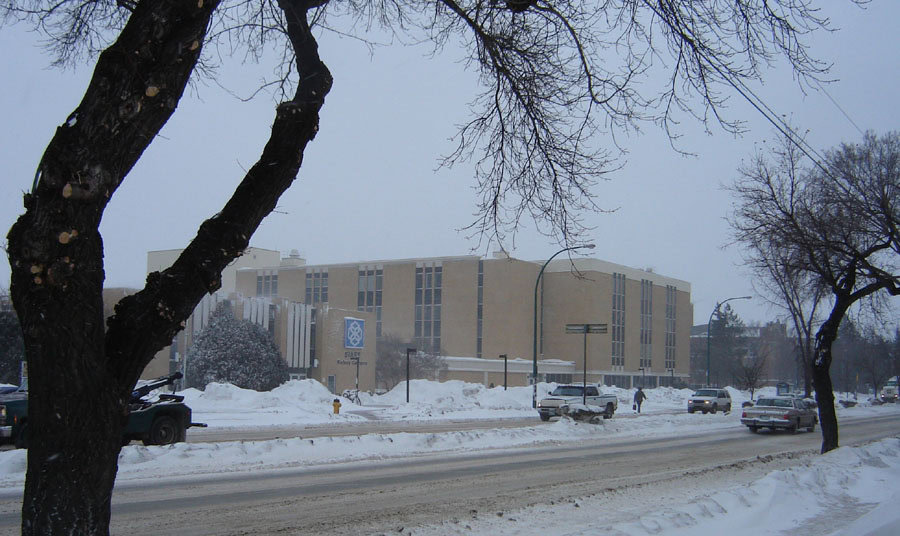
[788,421,798,434]
[710,404,718,414]
[539,413,550,422]
[688,408,694,413]
[749,426,758,433]
[725,404,732,413]
[145,415,179,446]
[604,403,614,419]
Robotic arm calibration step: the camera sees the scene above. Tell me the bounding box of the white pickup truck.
[537,384,617,421]
[881,378,898,403]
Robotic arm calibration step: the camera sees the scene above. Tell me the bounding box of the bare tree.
[734,340,769,399]
[3,0,841,532]
[730,131,900,453]
[854,325,892,398]
[376,333,447,390]
[745,247,824,396]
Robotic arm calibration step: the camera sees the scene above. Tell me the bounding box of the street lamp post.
[565,323,607,405]
[532,244,595,408]
[706,296,752,387]
[499,354,508,390]
[406,347,416,403]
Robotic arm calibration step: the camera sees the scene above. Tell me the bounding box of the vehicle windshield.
[756,398,793,408]
[550,386,583,396]
[887,380,898,387]
[692,389,717,397]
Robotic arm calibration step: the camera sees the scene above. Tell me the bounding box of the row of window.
[305,271,328,304]
[357,267,383,338]
[476,261,484,357]
[414,264,442,354]
[640,279,653,368]
[611,273,626,367]
[257,274,278,297]
[665,285,677,370]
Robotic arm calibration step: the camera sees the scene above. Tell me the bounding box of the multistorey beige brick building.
[145,249,692,393]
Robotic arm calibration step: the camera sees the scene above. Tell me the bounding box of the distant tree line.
[832,321,900,397]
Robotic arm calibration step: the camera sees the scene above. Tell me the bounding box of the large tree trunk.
[6,0,332,533]
[811,298,851,454]
[8,3,219,532]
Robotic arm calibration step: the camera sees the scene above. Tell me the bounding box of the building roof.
[545,258,691,292]
[234,252,691,292]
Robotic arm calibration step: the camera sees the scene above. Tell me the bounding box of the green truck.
[0,372,205,448]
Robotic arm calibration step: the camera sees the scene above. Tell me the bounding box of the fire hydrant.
[332,399,341,414]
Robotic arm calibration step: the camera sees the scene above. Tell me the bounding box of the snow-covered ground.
[1,379,897,535]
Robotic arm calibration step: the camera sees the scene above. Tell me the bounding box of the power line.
[812,79,865,137]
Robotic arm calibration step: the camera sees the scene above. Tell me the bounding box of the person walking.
[633,387,647,413]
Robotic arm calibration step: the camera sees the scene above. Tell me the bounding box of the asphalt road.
[0,413,896,535]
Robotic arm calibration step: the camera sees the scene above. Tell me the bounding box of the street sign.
[565,323,607,334]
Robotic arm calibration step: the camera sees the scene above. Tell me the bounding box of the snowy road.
[0,412,891,535]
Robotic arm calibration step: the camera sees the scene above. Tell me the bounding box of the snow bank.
[179,379,369,427]
[603,437,900,536]
[411,437,900,536]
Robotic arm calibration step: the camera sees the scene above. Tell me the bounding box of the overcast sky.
[2,2,898,327]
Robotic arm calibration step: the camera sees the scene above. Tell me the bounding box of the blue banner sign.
[344,317,365,349]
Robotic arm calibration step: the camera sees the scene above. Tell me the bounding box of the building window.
[604,374,631,389]
[415,262,442,354]
[305,270,328,304]
[640,279,653,369]
[476,260,483,358]
[611,273,625,367]
[545,373,573,384]
[256,272,279,297]
[358,266,383,338]
[665,285,677,370]
[309,307,317,364]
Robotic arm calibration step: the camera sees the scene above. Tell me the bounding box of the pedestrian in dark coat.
[633,387,647,413]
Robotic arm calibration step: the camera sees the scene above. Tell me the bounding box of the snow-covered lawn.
[0,379,896,534]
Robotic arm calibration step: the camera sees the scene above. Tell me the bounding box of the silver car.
[687,388,732,414]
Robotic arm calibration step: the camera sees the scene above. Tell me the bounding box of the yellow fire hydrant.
[332,399,341,414]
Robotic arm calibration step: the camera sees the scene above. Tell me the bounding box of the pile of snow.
[412,437,900,536]
[179,379,370,427]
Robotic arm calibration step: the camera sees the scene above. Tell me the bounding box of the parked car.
[0,372,205,448]
[537,384,617,421]
[740,396,818,433]
[687,388,732,414]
